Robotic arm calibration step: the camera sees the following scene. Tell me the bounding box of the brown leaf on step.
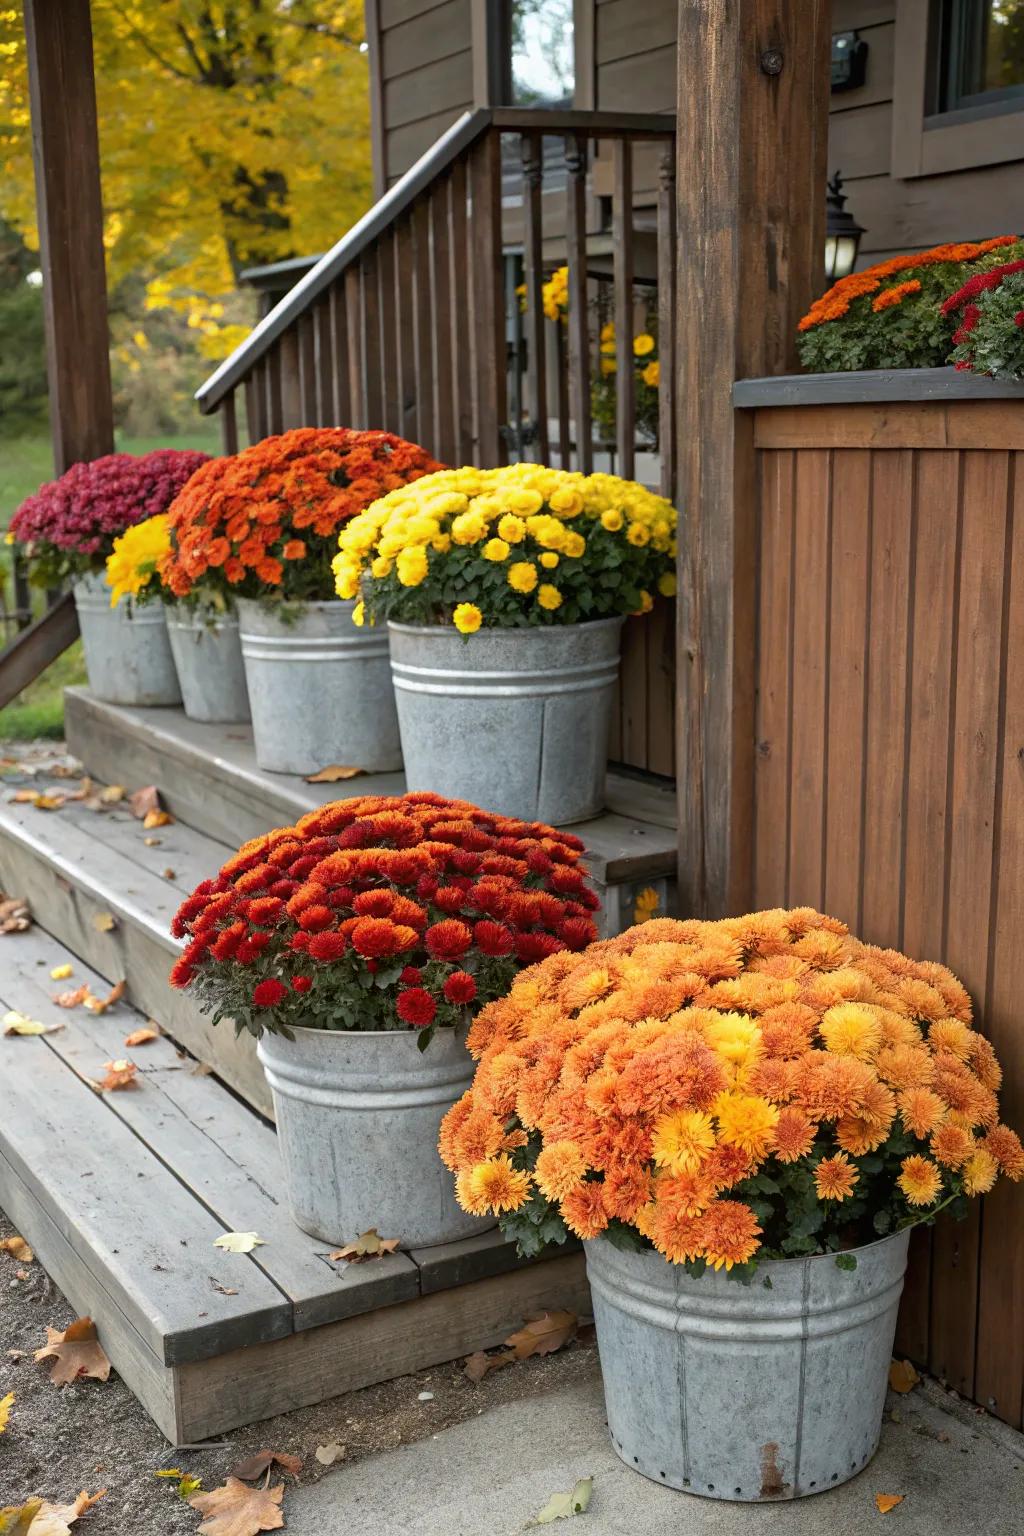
[124,1026,158,1047]
[328,1227,400,1262]
[128,784,161,818]
[83,980,126,1016]
[143,809,174,829]
[463,1348,516,1384]
[13,790,66,810]
[0,1236,34,1264]
[191,1061,214,1076]
[189,1477,285,1535]
[99,784,126,804]
[0,894,32,934]
[98,1059,137,1091]
[211,1281,238,1296]
[314,1443,345,1467]
[304,764,366,783]
[91,911,117,933]
[504,1310,578,1361]
[888,1359,920,1394]
[55,986,90,1009]
[229,1449,302,1482]
[34,1318,111,1386]
[162,868,177,880]
[875,1493,905,1514]
[31,1487,107,1534]
[63,777,94,803]
[143,836,162,846]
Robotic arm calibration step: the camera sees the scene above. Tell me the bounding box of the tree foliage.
[0,2,372,346]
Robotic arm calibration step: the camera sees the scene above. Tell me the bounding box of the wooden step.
[0,926,588,1443]
[63,687,679,929]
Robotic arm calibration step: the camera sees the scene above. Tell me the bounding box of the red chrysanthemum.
[425,919,473,961]
[474,920,515,957]
[253,978,288,1008]
[306,931,348,962]
[350,917,418,958]
[443,971,478,1005]
[292,975,313,993]
[397,988,437,1027]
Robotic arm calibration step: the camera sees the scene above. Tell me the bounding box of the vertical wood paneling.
[329,281,352,428]
[859,450,914,945]
[930,450,1010,1399]
[787,449,831,909]
[313,300,335,426]
[447,158,474,465]
[297,313,317,426]
[361,252,383,430]
[974,454,1024,1426]
[411,198,435,453]
[618,617,648,768]
[822,448,870,930]
[344,266,365,429]
[428,182,455,462]
[394,218,418,445]
[754,450,795,911]
[645,598,676,778]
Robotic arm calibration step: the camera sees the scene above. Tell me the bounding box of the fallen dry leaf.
[213,1231,265,1255]
[128,785,160,819]
[98,1059,137,1092]
[155,1470,203,1500]
[189,1477,284,1535]
[0,1393,12,1435]
[55,987,90,1009]
[34,1318,111,1386]
[888,1359,920,1394]
[3,1011,63,1037]
[229,1450,302,1482]
[30,1489,106,1535]
[124,1026,158,1047]
[328,1227,400,1263]
[0,1502,42,1535]
[11,790,64,810]
[143,809,174,830]
[91,912,117,934]
[304,764,365,783]
[463,1348,516,1384]
[211,1281,238,1296]
[192,1062,214,1076]
[505,1310,578,1361]
[528,1477,592,1525]
[49,964,73,981]
[875,1493,905,1514]
[83,980,126,1016]
[162,868,177,880]
[142,836,162,847]
[314,1443,345,1467]
[99,785,125,804]
[0,895,32,934]
[0,1235,34,1264]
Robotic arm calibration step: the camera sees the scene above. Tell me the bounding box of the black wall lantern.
[825,170,865,283]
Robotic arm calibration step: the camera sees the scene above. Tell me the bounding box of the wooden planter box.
[734,368,1024,1430]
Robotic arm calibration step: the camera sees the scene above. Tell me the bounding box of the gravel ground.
[0,1207,598,1531]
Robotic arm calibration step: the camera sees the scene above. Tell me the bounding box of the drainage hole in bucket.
[659,1472,666,1481]
[707,1484,715,1492]
[632,1457,638,1465]
[809,1482,817,1489]
[831,1473,838,1483]
[682,1479,691,1488]
[734,1487,742,1496]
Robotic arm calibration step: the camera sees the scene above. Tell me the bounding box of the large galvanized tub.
[388,618,623,824]
[237,598,402,776]
[73,571,181,706]
[166,608,250,724]
[257,1023,492,1248]
[586,1228,910,1502]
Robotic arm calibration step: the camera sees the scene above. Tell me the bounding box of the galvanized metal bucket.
[388,618,623,824]
[166,608,251,724]
[586,1228,910,1502]
[73,571,182,707]
[257,1023,491,1248]
[237,598,402,776]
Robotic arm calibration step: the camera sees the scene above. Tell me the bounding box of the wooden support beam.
[23,0,114,472]
[674,0,830,918]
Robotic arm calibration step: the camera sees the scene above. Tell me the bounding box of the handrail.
[195,106,675,414]
[0,593,79,713]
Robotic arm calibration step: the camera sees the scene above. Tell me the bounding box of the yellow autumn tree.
[0,1,371,350]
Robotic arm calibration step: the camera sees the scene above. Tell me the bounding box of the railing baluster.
[468,132,506,465]
[657,139,677,503]
[314,298,335,426]
[429,179,456,464]
[278,331,301,430]
[361,251,383,429]
[409,199,434,454]
[521,133,549,465]
[219,392,239,455]
[612,137,635,481]
[329,279,352,427]
[564,131,592,474]
[244,373,261,445]
[393,217,417,443]
[447,157,474,463]
[265,349,283,435]
[298,312,317,425]
[345,265,365,429]
[377,238,396,433]
[555,321,571,468]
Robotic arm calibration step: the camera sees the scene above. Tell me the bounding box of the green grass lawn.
[0,427,222,741]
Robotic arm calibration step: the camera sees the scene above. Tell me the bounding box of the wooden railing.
[0,548,77,713]
[197,106,678,777]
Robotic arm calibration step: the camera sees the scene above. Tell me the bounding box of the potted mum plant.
[441,907,1024,1502]
[8,449,209,706]
[334,464,677,824]
[159,428,443,771]
[169,790,600,1247]
[943,256,1024,380]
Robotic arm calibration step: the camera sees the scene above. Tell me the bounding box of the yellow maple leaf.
[213,1231,265,1254]
[49,964,73,981]
[3,1011,62,1037]
[875,1493,905,1514]
[0,1392,13,1435]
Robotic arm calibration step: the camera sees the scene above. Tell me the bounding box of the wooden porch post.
[23,0,114,473]
[674,0,830,918]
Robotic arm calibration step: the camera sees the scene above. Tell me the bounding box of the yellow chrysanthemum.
[105,514,171,607]
[561,531,586,559]
[453,603,483,635]
[396,545,428,587]
[497,513,526,544]
[537,584,562,611]
[508,561,538,594]
[600,509,624,532]
[898,1155,943,1206]
[539,552,559,569]
[658,572,677,597]
[963,1147,998,1196]
[461,1155,531,1215]
[633,333,655,357]
[626,522,650,547]
[642,360,660,388]
[351,600,365,627]
[819,1002,882,1061]
[451,511,487,546]
[482,538,510,562]
[651,1110,716,1173]
[714,1092,779,1157]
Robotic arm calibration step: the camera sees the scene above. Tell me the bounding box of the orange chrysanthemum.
[534,1140,588,1201]
[930,1122,975,1171]
[814,1153,858,1202]
[560,1181,609,1239]
[983,1124,1024,1180]
[462,1155,531,1215]
[650,1109,716,1173]
[694,1199,762,1271]
[771,1106,817,1163]
[898,1155,943,1207]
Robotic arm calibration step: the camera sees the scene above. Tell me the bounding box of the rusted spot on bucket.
[759,1441,787,1499]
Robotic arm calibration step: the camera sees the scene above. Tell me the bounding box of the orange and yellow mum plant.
[440,908,1024,1277]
